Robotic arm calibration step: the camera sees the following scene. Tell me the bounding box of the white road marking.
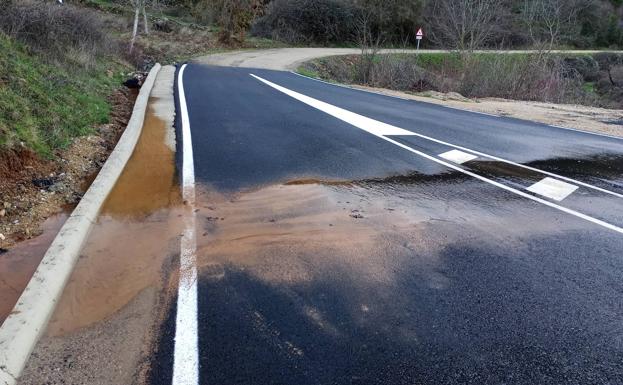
[173,64,199,385]
[251,74,623,235]
[251,75,414,137]
[439,149,478,164]
[527,177,579,201]
[291,71,623,199]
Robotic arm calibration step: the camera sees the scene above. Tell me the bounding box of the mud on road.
[149,170,619,384]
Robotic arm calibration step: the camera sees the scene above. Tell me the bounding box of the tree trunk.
[130,5,140,53]
[142,4,149,34]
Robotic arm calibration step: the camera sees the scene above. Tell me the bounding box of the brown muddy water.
[191,173,578,291]
[0,211,70,324]
[46,100,182,336]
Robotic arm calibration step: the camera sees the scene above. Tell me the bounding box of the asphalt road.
[153,63,623,385]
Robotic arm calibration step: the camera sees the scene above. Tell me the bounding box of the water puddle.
[525,154,623,181]
[191,170,576,289]
[0,210,71,324]
[46,99,183,336]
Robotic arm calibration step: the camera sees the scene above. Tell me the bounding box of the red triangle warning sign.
[416,28,423,37]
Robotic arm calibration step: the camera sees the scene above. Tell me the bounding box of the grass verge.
[0,33,126,156]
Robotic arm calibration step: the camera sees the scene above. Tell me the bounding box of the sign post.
[416,28,424,53]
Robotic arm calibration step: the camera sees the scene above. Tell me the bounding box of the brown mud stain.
[47,99,183,336]
[193,172,581,294]
[193,182,437,287]
[0,211,71,324]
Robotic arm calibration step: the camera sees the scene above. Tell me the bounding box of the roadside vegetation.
[250,0,623,49]
[0,26,124,156]
[300,52,623,108]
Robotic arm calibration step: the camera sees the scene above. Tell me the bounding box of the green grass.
[0,33,126,156]
[582,82,597,94]
[296,66,321,79]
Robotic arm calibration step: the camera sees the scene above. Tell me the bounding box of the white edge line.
[172,63,199,385]
[252,73,623,235]
[290,70,623,141]
[290,71,623,199]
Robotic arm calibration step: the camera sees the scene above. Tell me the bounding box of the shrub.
[251,0,361,45]
[0,0,116,68]
[306,53,595,105]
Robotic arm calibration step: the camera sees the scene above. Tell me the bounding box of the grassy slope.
[0,33,126,156]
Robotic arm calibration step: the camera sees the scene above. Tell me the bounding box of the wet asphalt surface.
[152,64,623,385]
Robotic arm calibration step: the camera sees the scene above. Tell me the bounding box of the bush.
[306,53,597,105]
[0,0,116,68]
[251,0,361,45]
[458,55,589,104]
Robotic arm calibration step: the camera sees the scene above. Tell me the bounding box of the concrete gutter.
[0,64,162,385]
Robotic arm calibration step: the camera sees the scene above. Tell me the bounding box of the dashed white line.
[251,73,623,235]
[290,71,623,199]
[172,64,199,385]
[527,177,579,202]
[439,149,478,164]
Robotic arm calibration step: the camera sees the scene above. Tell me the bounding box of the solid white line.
[291,71,623,199]
[251,73,623,235]
[173,64,199,385]
[290,70,623,141]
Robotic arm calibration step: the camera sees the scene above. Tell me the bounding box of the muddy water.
[193,183,424,284]
[0,212,70,324]
[192,173,573,289]
[47,100,183,336]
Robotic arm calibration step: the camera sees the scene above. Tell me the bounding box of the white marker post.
[416,28,423,52]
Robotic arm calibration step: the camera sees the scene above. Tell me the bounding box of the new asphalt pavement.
[152,63,623,385]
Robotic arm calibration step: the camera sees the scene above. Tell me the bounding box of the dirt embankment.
[0,87,137,250]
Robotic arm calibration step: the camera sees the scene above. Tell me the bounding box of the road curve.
[193,47,623,71]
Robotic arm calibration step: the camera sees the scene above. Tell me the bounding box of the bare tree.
[355,11,384,83]
[520,0,587,49]
[128,0,150,53]
[425,0,506,51]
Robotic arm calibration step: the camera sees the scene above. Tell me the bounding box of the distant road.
[193,47,623,71]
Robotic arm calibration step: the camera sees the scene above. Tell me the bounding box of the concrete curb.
[0,64,162,385]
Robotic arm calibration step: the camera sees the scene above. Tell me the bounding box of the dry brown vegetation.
[302,52,623,108]
[0,0,122,67]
